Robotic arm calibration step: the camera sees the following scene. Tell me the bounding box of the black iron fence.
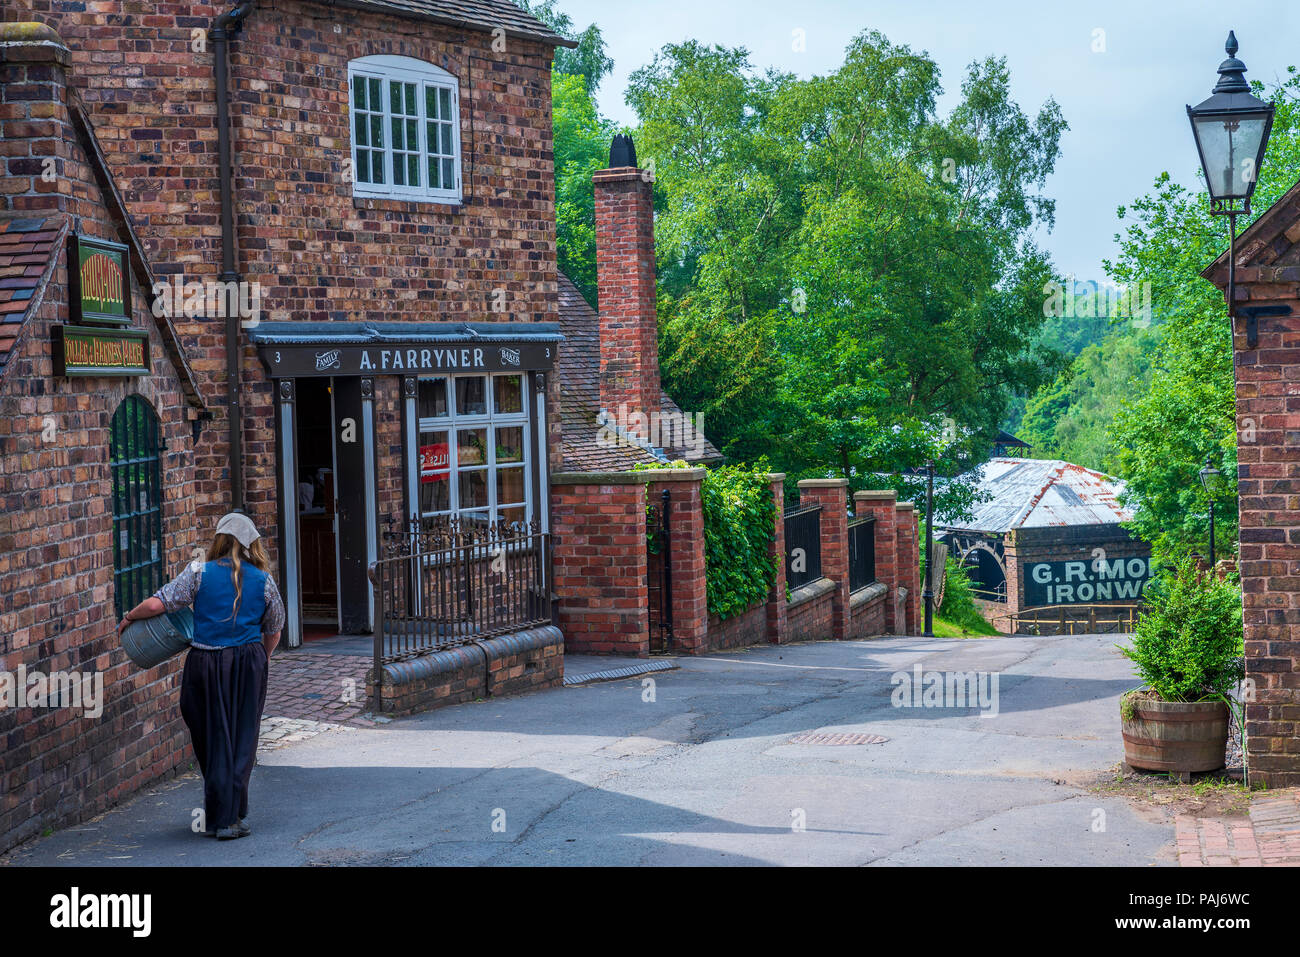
[848,516,876,593]
[647,488,674,653]
[370,517,552,699]
[784,504,822,590]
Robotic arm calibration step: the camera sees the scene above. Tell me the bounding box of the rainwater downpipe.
[211,2,255,512]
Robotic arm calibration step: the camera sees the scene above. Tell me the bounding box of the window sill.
[352,193,466,215]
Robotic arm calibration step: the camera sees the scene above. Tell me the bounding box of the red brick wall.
[550,478,648,656]
[593,166,659,432]
[706,601,768,652]
[786,584,834,643]
[645,473,708,653]
[0,29,199,854]
[856,490,899,632]
[850,587,887,639]
[12,0,563,545]
[896,503,919,634]
[800,479,849,640]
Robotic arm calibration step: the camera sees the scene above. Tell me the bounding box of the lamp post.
[1187,31,1277,344]
[923,460,935,637]
[1199,456,1222,569]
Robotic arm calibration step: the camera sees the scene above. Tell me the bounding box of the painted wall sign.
[257,342,554,378]
[69,234,131,326]
[1022,556,1153,606]
[52,325,150,377]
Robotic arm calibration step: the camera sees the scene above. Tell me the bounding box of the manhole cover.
[787,732,889,746]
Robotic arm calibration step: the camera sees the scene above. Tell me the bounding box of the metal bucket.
[120,608,194,669]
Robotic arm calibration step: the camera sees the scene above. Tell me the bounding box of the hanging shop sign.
[52,325,150,377]
[419,443,449,483]
[69,234,131,326]
[1022,556,1154,606]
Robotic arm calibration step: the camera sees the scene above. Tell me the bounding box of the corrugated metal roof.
[940,458,1133,533]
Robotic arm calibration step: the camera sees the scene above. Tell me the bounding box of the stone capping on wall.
[551,468,706,484]
[850,580,888,610]
[789,576,836,608]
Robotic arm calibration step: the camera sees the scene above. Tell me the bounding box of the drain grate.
[787,731,889,746]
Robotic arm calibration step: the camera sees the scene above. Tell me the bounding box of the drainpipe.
[211,2,255,511]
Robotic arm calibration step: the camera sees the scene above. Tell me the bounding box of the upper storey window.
[347,55,462,204]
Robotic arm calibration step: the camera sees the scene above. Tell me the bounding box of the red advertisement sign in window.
[420,443,449,483]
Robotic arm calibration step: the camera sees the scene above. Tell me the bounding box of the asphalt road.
[2,633,1176,866]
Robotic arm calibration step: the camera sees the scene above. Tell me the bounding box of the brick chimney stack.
[0,22,73,214]
[594,133,661,440]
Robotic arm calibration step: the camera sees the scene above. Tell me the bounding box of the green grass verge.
[931,614,1000,638]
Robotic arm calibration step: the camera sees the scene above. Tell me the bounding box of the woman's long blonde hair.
[206,533,271,622]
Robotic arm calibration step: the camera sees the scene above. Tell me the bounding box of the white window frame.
[347,54,463,204]
[416,373,532,528]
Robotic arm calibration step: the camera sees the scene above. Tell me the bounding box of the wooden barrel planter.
[1121,695,1229,774]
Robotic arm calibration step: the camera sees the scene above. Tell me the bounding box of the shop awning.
[250,321,564,377]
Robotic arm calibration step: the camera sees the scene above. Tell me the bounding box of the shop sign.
[52,325,150,377]
[259,342,554,377]
[70,234,131,326]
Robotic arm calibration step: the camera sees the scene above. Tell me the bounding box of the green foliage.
[552,73,614,305]
[1018,325,1160,470]
[515,1,613,91]
[700,464,778,620]
[1106,66,1300,565]
[1119,557,1244,702]
[624,32,1066,492]
[937,556,994,635]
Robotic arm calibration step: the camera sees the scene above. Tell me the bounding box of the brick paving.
[262,652,377,727]
[1176,790,1300,866]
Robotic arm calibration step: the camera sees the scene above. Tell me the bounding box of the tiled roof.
[324,0,577,46]
[554,274,722,471]
[0,214,66,374]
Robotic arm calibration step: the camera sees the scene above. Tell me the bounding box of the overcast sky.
[554,0,1300,284]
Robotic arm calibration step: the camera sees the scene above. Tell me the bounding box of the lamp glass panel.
[1193,112,1269,201]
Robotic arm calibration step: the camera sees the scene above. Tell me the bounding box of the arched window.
[347,54,462,204]
[110,395,164,619]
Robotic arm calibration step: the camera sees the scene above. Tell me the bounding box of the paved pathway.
[3,633,1193,866]
[1177,793,1300,867]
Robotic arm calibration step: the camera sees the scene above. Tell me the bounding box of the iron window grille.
[110,395,165,619]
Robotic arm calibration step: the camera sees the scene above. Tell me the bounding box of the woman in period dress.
[119,512,285,840]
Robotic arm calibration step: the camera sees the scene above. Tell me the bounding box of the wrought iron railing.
[370,516,552,701]
[848,516,876,593]
[784,504,822,591]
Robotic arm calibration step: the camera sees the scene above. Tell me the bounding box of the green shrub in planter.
[1119,556,1243,703]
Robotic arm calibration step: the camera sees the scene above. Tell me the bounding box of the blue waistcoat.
[193,559,268,648]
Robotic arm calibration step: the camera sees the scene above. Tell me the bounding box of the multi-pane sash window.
[348,55,462,203]
[110,396,165,619]
[418,374,530,528]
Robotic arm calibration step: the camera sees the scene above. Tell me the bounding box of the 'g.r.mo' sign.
[1023,557,1153,606]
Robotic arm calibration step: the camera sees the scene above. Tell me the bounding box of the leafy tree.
[552,72,614,303]
[516,1,613,91]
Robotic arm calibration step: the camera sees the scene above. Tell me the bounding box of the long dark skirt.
[179,642,268,830]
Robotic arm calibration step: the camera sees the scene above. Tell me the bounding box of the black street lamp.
[1187,31,1277,344]
[1199,456,1223,568]
[923,460,935,637]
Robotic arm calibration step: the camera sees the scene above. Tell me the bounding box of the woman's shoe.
[235,819,251,837]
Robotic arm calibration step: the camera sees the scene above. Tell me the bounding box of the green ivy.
[636,460,778,621]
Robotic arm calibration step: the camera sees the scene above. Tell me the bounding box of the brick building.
[939,458,1153,633]
[0,1,918,852]
[1204,175,1300,787]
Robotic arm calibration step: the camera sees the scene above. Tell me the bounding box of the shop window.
[348,55,462,204]
[110,395,165,618]
[417,373,529,528]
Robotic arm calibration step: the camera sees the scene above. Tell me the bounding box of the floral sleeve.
[154,560,203,612]
[262,575,286,637]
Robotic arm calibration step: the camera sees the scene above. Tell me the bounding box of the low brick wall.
[367,626,564,718]
[705,601,768,653]
[849,582,888,638]
[786,578,836,643]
